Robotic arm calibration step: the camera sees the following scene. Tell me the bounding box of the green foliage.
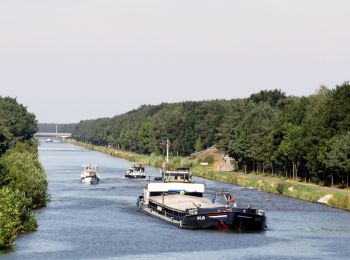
[194,137,202,152]
[1,150,48,209]
[328,193,350,209]
[72,83,350,187]
[276,182,288,195]
[248,89,287,108]
[203,155,214,165]
[0,186,37,249]
[0,147,46,248]
[138,121,154,153]
[0,187,21,248]
[0,97,37,141]
[0,117,14,156]
[0,96,47,248]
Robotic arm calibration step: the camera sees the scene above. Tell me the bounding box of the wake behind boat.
[81,164,100,184]
[137,168,266,231]
[125,163,146,179]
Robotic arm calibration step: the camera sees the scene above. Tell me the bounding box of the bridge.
[35,132,72,141]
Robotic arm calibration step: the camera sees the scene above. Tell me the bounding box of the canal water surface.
[1,142,350,259]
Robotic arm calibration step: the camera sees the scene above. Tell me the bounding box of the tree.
[138,121,156,154]
[278,124,306,180]
[70,83,348,187]
[249,89,287,108]
[324,133,350,187]
[194,137,202,152]
[0,117,13,155]
[0,97,37,141]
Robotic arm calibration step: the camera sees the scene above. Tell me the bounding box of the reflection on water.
[1,142,350,259]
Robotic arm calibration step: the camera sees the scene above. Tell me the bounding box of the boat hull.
[125,174,146,179]
[81,176,99,184]
[137,197,266,232]
[180,210,266,231]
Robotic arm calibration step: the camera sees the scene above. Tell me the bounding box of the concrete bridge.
[35,132,72,141]
[35,132,72,138]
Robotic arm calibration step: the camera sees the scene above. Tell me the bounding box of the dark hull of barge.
[181,210,266,231]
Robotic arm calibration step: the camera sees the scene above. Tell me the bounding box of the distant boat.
[45,138,53,142]
[125,163,146,179]
[81,165,100,184]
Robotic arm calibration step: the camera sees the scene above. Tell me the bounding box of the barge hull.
[181,211,266,231]
[137,197,266,231]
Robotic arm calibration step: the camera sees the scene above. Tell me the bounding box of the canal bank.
[70,140,350,211]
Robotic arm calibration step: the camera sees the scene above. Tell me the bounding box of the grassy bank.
[70,140,350,211]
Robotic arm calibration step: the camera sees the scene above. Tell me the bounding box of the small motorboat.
[125,163,146,179]
[81,164,100,184]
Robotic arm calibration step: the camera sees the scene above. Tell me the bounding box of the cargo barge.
[137,168,266,231]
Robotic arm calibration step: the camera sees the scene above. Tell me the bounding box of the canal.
[1,142,350,259]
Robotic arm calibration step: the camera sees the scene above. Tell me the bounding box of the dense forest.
[37,123,77,133]
[73,82,350,187]
[0,97,48,248]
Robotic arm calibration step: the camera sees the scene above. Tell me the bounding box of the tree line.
[0,97,48,248]
[73,82,350,187]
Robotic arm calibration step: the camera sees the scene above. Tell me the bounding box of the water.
[1,142,350,259]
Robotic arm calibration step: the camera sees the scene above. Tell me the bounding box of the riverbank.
[0,97,48,249]
[70,140,350,211]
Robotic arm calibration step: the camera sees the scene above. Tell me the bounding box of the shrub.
[0,187,37,248]
[203,155,214,165]
[276,182,288,195]
[1,150,48,209]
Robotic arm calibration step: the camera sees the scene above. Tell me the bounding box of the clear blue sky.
[1,0,349,123]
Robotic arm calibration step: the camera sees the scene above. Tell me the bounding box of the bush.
[0,187,37,248]
[276,182,288,195]
[203,155,214,165]
[1,150,48,209]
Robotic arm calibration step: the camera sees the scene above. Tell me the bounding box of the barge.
[137,168,266,231]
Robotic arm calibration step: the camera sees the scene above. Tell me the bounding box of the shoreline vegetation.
[0,97,48,249]
[70,140,350,211]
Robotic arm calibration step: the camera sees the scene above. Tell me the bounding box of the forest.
[73,82,350,188]
[0,97,48,248]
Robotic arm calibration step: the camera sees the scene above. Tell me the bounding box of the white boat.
[81,164,100,184]
[45,138,53,142]
[125,163,146,179]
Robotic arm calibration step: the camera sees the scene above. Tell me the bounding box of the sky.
[0,0,349,123]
